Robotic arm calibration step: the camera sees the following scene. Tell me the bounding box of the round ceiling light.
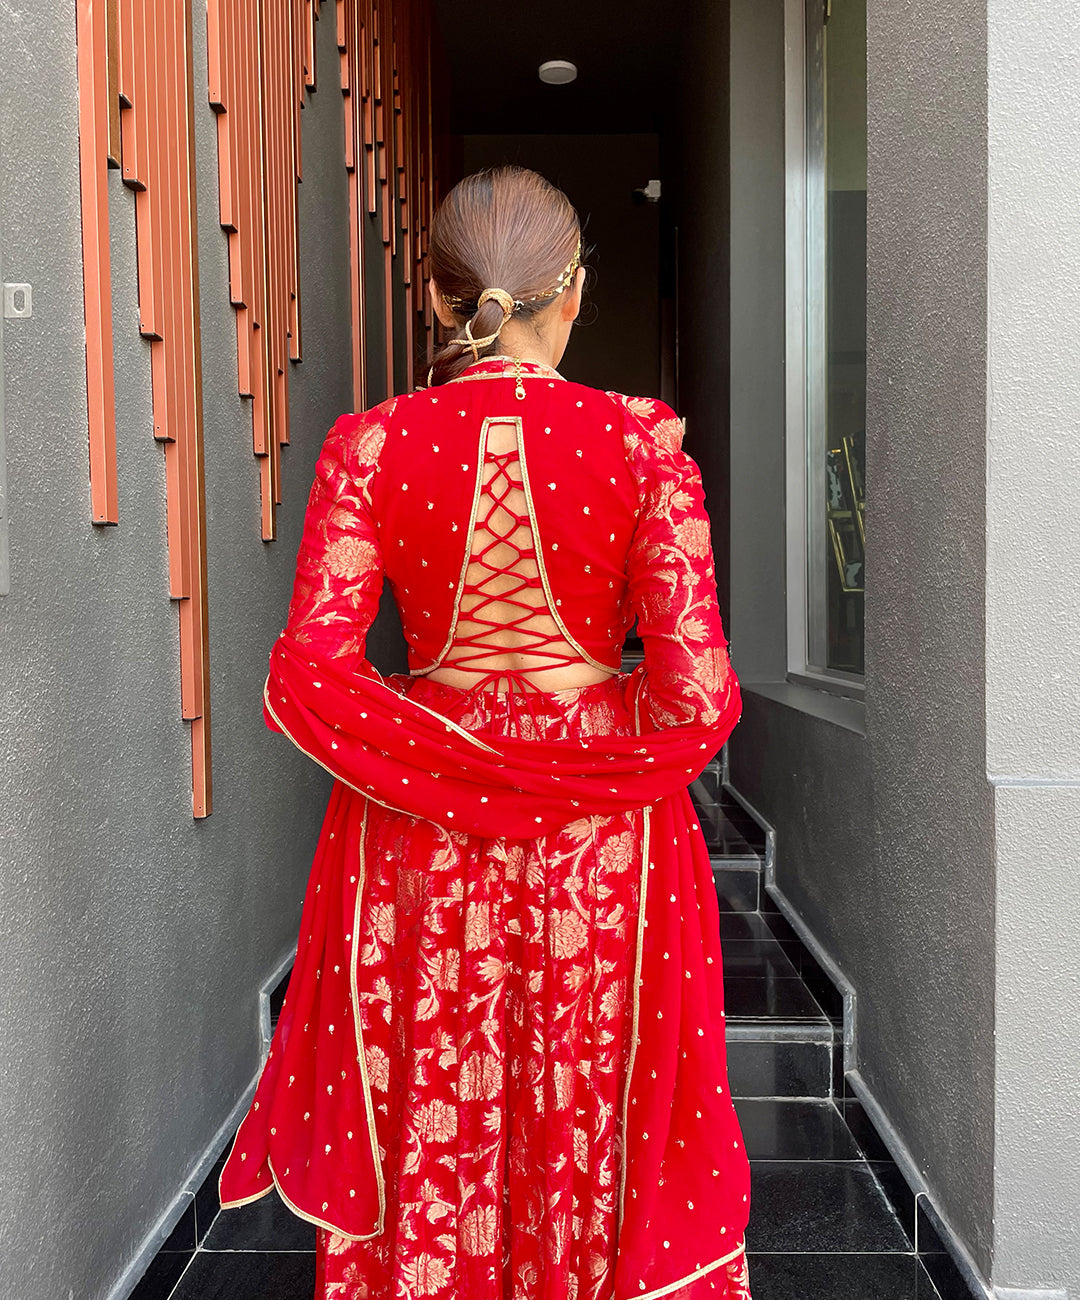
[538,60,578,85]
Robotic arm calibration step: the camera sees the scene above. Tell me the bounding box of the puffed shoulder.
[605,391,685,455]
[322,395,399,470]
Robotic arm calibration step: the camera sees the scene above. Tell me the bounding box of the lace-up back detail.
[436,419,601,692]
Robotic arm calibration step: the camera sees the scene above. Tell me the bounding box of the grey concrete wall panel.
[985,4,1080,783]
[986,3,1080,1292]
[993,786,1080,1293]
[862,0,995,1269]
[0,11,356,1300]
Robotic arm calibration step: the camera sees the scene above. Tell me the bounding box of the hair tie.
[451,288,517,361]
[477,287,517,318]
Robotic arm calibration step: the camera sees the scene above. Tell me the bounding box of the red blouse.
[284,357,733,727]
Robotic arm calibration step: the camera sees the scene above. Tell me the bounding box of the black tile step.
[747,1253,942,1300]
[747,1161,912,1254]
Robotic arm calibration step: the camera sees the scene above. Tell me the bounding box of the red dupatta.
[262,633,739,839]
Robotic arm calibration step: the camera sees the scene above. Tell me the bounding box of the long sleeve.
[618,395,736,732]
[279,407,390,674]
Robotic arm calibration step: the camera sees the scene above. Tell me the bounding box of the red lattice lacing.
[441,446,587,693]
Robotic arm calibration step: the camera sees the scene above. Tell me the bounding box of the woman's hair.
[426,166,582,386]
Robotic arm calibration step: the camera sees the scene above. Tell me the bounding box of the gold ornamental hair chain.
[443,238,582,316]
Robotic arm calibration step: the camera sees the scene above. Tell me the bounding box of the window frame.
[783,0,866,698]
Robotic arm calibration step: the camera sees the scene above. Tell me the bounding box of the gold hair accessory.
[450,286,518,361]
[477,287,516,316]
[523,237,583,305]
[442,240,582,315]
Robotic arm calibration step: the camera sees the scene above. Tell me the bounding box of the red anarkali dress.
[219,357,752,1300]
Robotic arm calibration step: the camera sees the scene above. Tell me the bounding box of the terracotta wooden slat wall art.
[76,0,212,815]
[206,0,313,539]
[74,0,437,815]
[336,0,434,408]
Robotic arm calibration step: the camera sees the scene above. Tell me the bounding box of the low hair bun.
[426,166,582,387]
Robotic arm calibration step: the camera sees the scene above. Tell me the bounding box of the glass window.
[805,0,866,677]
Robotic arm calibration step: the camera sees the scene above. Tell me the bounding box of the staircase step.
[726,1033,835,1099]
[712,862,762,910]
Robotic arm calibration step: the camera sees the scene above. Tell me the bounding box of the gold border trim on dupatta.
[614,673,747,1300]
[349,799,387,1234]
[217,799,387,1244]
[635,1243,749,1300]
[618,802,650,1229]
[263,674,501,815]
[617,673,650,1227]
[218,1159,386,1243]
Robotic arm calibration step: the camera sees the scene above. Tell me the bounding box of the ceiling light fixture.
[538,60,578,85]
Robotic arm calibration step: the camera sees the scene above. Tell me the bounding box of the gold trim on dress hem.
[634,1244,748,1300]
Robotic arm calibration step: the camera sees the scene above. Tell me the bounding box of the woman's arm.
[278,406,390,673]
[619,396,736,732]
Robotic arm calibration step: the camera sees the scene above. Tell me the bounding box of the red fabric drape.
[261,633,740,840]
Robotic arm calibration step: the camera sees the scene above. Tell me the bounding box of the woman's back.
[370,359,643,693]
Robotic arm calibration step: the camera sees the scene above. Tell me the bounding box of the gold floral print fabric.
[613,394,735,732]
[284,402,394,669]
[316,679,642,1300]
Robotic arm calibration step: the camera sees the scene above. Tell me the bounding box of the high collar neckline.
[452,356,565,382]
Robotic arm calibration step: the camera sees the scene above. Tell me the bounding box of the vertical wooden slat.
[237,0,256,403]
[77,0,120,524]
[146,1,168,350]
[117,0,143,185]
[179,0,211,815]
[106,0,122,165]
[363,0,377,214]
[353,0,368,409]
[289,0,304,361]
[207,0,225,109]
[131,6,158,338]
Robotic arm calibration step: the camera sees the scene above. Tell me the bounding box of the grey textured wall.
[860,0,994,1269]
[724,0,997,1275]
[0,10,362,1299]
[986,2,1080,1291]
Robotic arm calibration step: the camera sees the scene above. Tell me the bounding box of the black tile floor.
[129,781,973,1300]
